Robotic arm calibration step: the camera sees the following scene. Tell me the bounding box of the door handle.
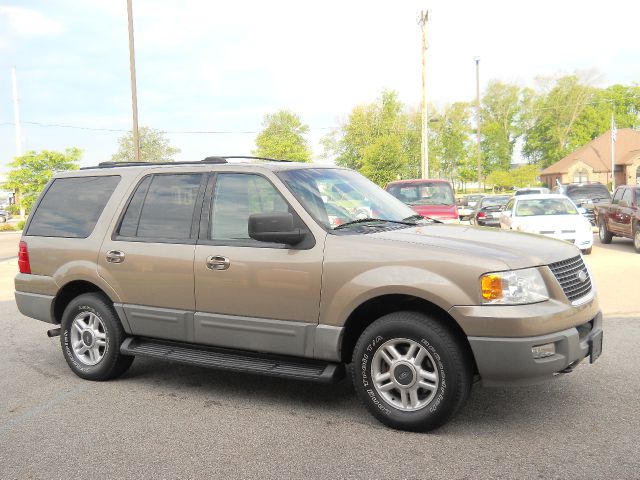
[106,250,125,264]
[206,255,230,271]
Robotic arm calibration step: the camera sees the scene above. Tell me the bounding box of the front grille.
[548,255,592,302]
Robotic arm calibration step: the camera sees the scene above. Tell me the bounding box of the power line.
[0,121,332,134]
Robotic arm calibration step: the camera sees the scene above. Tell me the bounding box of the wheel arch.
[52,280,114,324]
[340,294,477,374]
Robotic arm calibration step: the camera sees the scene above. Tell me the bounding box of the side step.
[121,337,345,384]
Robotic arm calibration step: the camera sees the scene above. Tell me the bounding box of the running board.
[120,337,345,383]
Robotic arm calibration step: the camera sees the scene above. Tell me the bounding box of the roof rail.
[223,156,292,163]
[81,155,292,170]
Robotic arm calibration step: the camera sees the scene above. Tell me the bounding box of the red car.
[385,179,459,223]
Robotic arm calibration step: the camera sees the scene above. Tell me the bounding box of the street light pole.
[11,66,25,218]
[419,10,430,179]
[127,0,141,162]
[475,57,481,190]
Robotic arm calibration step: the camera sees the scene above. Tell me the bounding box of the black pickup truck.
[554,182,611,225]
[595,185,640,253]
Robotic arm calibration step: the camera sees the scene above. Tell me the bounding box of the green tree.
[511,164,542,187]
[324,90,420,185]
[112,126,180,163]
[522,74,597,167]
[485,169,513,190]
[481,81,523,172]
[571,84,640,140]
[429,102,474,183]
[3,148,81,213]
[253,110,312,162]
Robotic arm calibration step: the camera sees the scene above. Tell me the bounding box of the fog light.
[532,343,555,359]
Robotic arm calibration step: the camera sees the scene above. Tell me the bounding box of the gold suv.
[15,157,603,432]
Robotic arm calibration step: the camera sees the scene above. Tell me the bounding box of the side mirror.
[578,207,587,214]
[248,212,305,245]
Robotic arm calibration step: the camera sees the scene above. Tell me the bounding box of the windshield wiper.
[334,217,419,230]
[402,213,443,224]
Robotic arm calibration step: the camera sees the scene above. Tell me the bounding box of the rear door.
[618,188,634,236]
[608,188,625,233]
[98,172,206,342]
[193,171,324,358]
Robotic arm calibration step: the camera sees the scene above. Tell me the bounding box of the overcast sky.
[1,0,639,170]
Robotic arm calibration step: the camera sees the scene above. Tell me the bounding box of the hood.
[511,214,591,232]
[409,204,458,220]
[369,224,579,270]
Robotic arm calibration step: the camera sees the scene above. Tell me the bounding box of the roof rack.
[81,155,292,170]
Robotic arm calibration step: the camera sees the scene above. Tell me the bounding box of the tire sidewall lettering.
[63,304,110,374]
[359,332,449,417]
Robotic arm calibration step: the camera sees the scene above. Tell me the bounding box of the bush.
[6,204,20,215]
[17,220,26,231]
[0,224,17,232]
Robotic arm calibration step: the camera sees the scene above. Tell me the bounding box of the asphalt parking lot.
[1,232,639,479]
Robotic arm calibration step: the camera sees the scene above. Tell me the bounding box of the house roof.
[540,128,640,175]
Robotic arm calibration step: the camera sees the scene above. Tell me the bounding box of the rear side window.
[117,174,203,241]
[27,176,120,238]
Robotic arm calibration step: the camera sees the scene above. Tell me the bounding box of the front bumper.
[468,312,603,386]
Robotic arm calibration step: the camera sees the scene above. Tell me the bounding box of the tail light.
[477,212,486,219]
[18,241,31,274]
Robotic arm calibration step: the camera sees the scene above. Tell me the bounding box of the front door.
[99,172,206,342]
[193,172,324,357]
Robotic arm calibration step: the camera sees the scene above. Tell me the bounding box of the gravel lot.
[1,233,639,479]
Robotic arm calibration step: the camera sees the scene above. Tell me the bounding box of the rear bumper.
[15,291,55,324]
[468,312,603,386]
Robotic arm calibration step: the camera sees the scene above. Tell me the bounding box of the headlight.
[480,268,549,304]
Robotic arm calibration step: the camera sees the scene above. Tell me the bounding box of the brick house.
[540,129,640,189]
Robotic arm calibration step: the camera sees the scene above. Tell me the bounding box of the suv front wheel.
[352,311,473,432]
[60,293,134,381]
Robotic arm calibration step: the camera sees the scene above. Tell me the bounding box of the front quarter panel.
[320,233,508,327]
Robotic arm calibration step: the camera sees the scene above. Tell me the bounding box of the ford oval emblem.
[577,271,588,283]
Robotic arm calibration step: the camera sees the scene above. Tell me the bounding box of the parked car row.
[387,180,601,255]
[379,178,636,255]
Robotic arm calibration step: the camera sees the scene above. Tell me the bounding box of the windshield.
[480,196,510,208]
[515,189,545,196]
[277,168,419,230]
[515,198,578,217]
[386,182,455,206]
[565,186,611,201]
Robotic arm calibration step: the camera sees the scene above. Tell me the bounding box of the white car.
[499,194,593,254]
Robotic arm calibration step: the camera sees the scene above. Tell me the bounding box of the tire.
[582,247,592,255]
[60,293,134,381]
[634,224,640,254]
[598,217,612,244]
[0,215,6,223]
[352,311,473,432]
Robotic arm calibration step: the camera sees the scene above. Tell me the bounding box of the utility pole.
[474,57,481,190]
[419,10,430,179]
[611,102,616,191]
[11,67,22,156]
[11,66,25,219]
[127,0,141,162]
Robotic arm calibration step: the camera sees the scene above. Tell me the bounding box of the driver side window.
[211,174,289,242]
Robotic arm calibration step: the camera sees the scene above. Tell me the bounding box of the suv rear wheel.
[352,311,472,432]
[634,223,640,253]
[60,293,134,380]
